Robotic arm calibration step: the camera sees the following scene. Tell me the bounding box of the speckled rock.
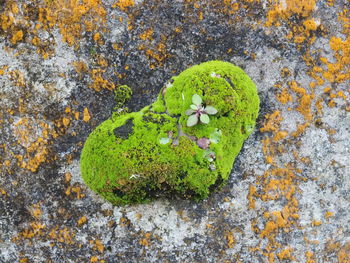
[1,0,349,262]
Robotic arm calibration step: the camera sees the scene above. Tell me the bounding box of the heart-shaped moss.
[80,61,259,205]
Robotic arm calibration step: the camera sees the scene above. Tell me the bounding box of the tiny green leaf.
[185,109,195,116]
[190,104,198,110]
[187,114,198,127]
[192,94,202,105]
[210,129,222,144]
[205,106,218,115]
[200,114,210,124]
[159,137,170,145]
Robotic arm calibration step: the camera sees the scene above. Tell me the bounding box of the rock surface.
[1,0,349,262]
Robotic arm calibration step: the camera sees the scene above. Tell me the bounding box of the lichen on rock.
[80,61,260,205]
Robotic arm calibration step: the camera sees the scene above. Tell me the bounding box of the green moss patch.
[80,61,260,205]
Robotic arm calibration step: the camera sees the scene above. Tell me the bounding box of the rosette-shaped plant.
[186,94,218,127]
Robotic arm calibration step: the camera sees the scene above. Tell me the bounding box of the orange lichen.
[1,0,107,57]
[65,185,85,199]
[12,118,57,172]
[260,111,283,133]
[285,18,319,46]
[62,117,71,127]
[73,61,88,76]
[287,81,314,121]
[41,0,107,48]
[339,8,350,35]
[30,203,43,219]
[10,30,23,44]
[19,222,46,239]
[320,37,350,84]
[324,211,334,220]
[83,107,91,122]
[338,243,350,263]
[225,231,235,248]
[77,216,87,226]
[89,68,116,91]
[0,65,8,75]
[277,247,293,260]
[265,0,316,27]
[90,239,104,253]
[8,70,26,87]
[276,88,293,104]
[140,28,154,41]
[48,226,75,244]
[112,0,135,11]
[305,251,316,263]
[139,232,152,247]
[273,131,288,142]
[248,185,257,209]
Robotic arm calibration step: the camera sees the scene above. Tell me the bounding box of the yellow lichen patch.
[12,117,57,172]
[255,96,305,261]
[65,184,85,199]
[312,220,322,226]
[305,251,315,263]
[273,131,288,142]
[40,0,107,48]
[73,61,88,76]
[89,68,116,91]
[247,185,257,209]
[1,0,107,57]
[137,33,171,68]
[276,88,293,104]
[62,117,71,127]
[139,232,152,247]
[260,168,298,201]
[277,247,294,260]
[8,70,26,87]
[112,0,135,11]
[285,18,319,46]
[260,111,283,133]
[287,81,314,121]
[77,216,88,226]
[338,242,350,263]
[339,8,350,35]
[65,172,72,183]
[265,0,317,27]
[30,203,43,219]
[324,211,334,220]
[19,222,46,239]
[225,231,235,248]
[83,107,91,122]
[48,226,75,244]
[10,30,23,44]
[291,122,310,137]
[319,37,350,84]
[140,28,154,41]
[0,1,25,45]
[90,239,105,253]
[0,65,8,75]
[90,256,105,263]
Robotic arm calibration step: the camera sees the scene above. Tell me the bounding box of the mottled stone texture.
[0,0,349,262]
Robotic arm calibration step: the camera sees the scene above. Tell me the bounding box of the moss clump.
[80,61,260,205]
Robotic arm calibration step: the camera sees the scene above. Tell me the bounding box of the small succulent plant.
[186,94,218,127]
